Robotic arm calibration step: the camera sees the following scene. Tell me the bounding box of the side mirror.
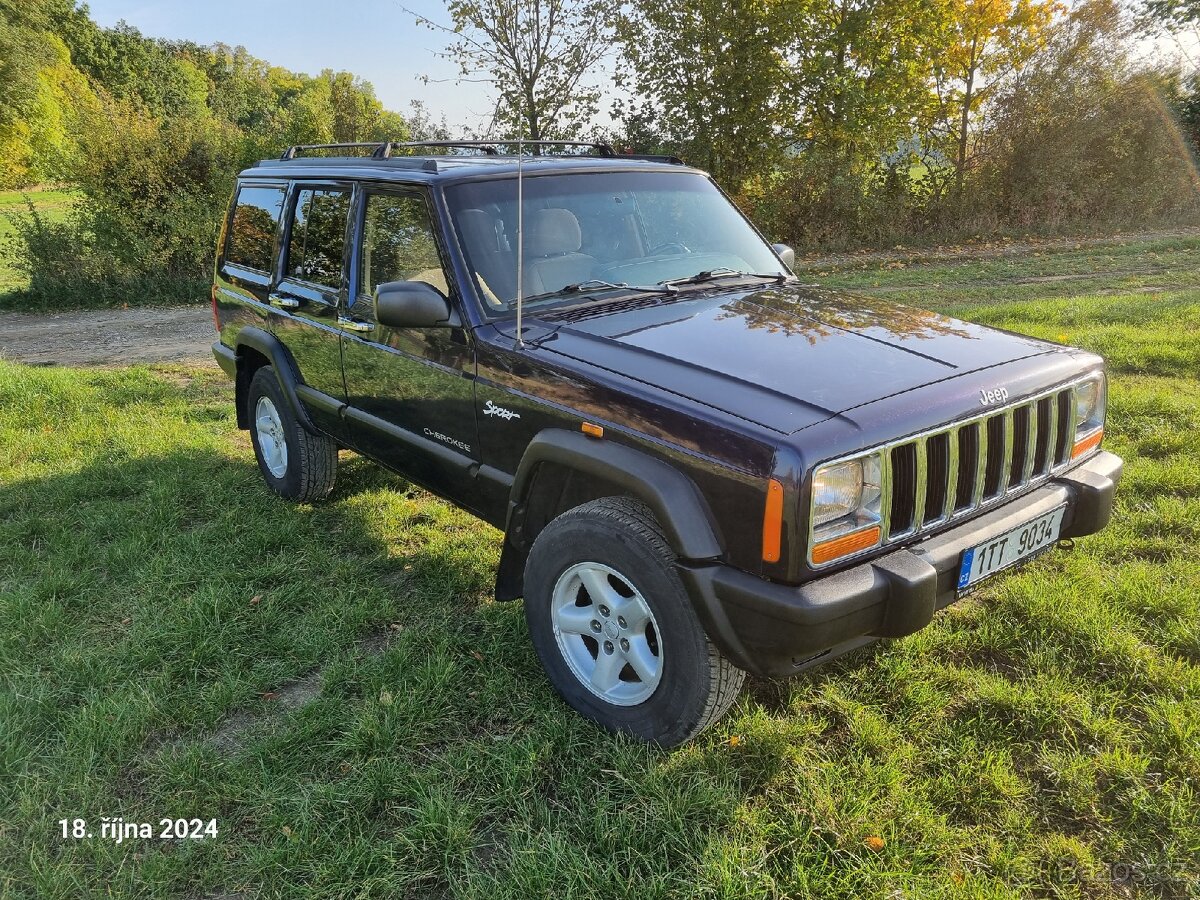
[772,243,796,271]
[374,281,459,329]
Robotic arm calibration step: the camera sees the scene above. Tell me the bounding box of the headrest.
[525,208,582,257]
[458,208,498,252]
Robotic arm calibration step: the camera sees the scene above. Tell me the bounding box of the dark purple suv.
[212,141,1122,745]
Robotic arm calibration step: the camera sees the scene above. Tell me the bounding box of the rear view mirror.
[375,281,459,329]
[772,243,796,271]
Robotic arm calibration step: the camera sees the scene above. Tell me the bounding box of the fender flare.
[495,430,725,600]
[233,327,319,434]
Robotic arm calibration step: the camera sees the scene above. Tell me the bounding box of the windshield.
[444,170,788,315]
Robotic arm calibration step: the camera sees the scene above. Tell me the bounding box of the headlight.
[812,459,865,526]
[1072,373,1106,458]
[809,453,883,564]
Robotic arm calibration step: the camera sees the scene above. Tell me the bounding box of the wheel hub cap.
[549,562,663,706]
[254,396,288,478]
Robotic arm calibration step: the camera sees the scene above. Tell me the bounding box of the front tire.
[524,497,745,746]
[247,366,337,502]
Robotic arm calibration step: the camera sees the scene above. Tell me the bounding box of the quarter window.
[287,189,350,289]
[360,193,448,297]
[225,186,285,273]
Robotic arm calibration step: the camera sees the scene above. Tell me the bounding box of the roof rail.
[374,140,623,158]
[373,140,501,158]
[279,139,683,165]
[280,142,382,160]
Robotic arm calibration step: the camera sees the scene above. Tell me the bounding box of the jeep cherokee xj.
[211,140,1122,746]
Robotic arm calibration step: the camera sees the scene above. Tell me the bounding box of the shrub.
[1,198,209,307]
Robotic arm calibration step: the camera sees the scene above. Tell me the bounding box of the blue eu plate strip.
[957,548,975,590]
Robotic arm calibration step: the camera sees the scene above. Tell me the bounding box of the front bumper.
[678,450,1123,677]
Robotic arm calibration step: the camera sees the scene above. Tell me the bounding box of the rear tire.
[247,366,337,502]
[523,497,745,746]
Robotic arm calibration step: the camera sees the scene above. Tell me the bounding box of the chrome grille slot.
[1009,404,1030,488]
[983,414,1006,499]
[889,443,917,535]
[1032,397,1053,476]
[923,432,951,525]
[1054,390,1072,465]
[954,424,979,511]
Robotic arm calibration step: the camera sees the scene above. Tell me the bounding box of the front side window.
[225,185,285,272]
[444,170,787,315]
[286,189,350,289]
[360,192,449,298]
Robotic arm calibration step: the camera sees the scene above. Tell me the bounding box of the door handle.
[269,295,300,309]
[337,316,374,333]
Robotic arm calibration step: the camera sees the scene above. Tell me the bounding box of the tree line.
[1,0,1198,307]
[440,0,1200,246]
[0,0,439,304]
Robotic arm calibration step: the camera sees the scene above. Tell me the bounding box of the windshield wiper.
[518,279,677,306]
[659,269,789,288]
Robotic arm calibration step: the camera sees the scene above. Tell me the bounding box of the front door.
[340,187,480,508]
[270,183,353,438]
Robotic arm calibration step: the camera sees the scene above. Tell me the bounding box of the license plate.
[957,505,1066,593]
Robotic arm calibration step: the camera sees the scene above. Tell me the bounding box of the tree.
[324,70,408,143]
[0,1,94,187]
[410,0,610,141]
[1140,0,1199,29]
[932,0,1060,194]
[614,0,798,187]
[791,0,950,162]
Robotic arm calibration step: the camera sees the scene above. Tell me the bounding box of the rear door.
[340,185,481,508]
[270,182,353,438]
[214,181,287,342]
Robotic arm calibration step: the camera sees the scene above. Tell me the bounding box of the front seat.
[522,208,597,296]
[457,207,515,307]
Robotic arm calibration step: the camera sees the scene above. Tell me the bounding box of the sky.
[83,0,499,131]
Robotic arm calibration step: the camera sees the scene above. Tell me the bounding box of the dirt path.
[0,306,214,367]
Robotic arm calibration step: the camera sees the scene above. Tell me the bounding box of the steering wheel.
[648,241,690,256]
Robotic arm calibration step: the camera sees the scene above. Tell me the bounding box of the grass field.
[1,235,1198,898]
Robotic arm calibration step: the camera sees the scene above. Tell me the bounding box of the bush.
[739,150,940,250]
[70,95,242,281]
[3,95,239,307]
[1,198,209,308]
[975,3,1200,230]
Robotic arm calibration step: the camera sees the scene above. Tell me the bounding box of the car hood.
[528,283,1058,434]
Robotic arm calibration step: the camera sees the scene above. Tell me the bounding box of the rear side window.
[225,185,285,273]
[287,189,351,288]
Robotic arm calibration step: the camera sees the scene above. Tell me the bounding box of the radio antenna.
[515,137,524,349]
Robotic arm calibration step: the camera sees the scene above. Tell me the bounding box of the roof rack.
[279,139,683,165]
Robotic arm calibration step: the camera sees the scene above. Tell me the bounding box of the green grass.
[2,235,1199,897]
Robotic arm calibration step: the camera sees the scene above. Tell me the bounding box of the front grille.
[881,385,1076,542]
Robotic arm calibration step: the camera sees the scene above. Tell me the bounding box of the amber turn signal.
[581,422,604,438]
[811,525,881,566]
[1072,428,1103,459]
[762,479,785,563]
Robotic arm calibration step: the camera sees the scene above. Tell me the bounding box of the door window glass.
[225,185,285,272]
[287,189,350,288]
[361,193,448,297]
